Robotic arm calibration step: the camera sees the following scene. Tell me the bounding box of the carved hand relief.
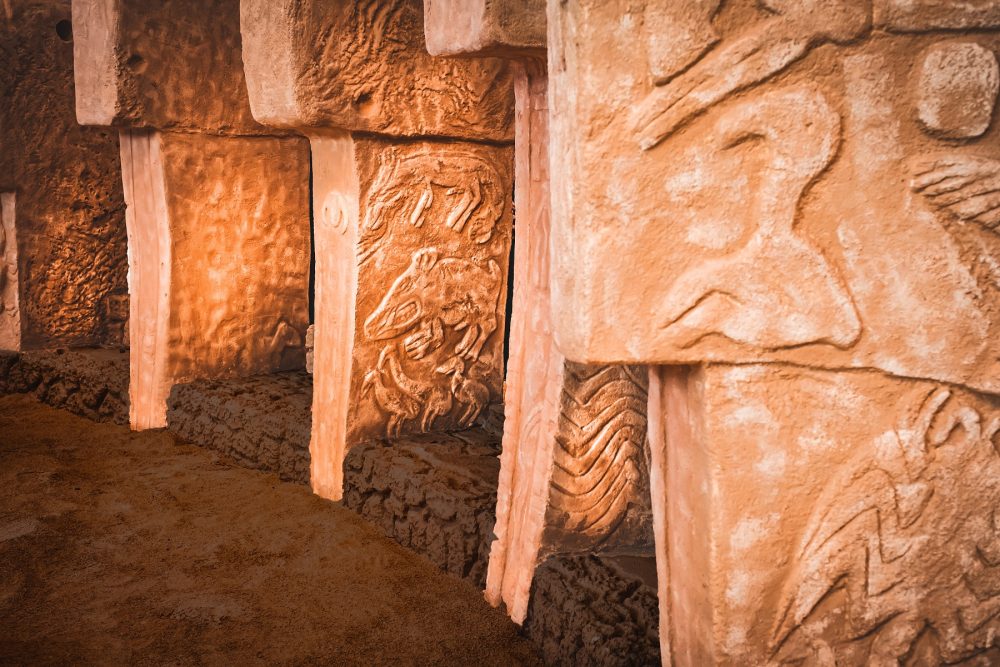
[772,387,1000,665]
[550,0,1000,393]
[351,141,512,442]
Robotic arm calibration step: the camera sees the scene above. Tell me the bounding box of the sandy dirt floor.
[0,394,541,666]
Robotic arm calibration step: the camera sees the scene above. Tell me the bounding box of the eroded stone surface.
[423,0,545,58]
[166,372,312,484]
[1,0,127,350]
[0,348,128,424]
[120,131,310,429]
[240,0,514,141]
[548,1,1000,396]
[917,41,999,139]
[648,363,1000,665]
[525,555,660,667]
[73,0,267,134]
[308,136,512,500]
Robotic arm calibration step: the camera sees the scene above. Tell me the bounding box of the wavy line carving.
[548,363,650,543]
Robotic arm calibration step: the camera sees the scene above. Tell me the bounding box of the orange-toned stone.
[547,0,1000,396]
[1,0,127,351]
[119,131,310,430]
[74,0,312,429]
[648,363,1000,665]
[239,0,514,141]
[241,0,516,501]
[73,0,267,134]
[426,5,653,621]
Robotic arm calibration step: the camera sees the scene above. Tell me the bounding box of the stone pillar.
[73,0,311,430]
[0,0,127,352]
[548,0,1000,664]
[240,0,515,501]
[426,0,654,624]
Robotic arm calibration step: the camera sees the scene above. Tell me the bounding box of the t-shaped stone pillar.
[1,0,127,352]
[426,0,655,624]
[73,0,311,430]
[240,0,515,500]
[548,0,1000,663]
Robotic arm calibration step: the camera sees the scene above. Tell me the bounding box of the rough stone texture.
[119,130,311,429]
[308,135,513,500]
[304,323,314,374]
[166,371,312,484]
[0,0,127,350]
[525,555,660,667]
[0,348,128,424]
[917,41,999,139]
[547,0,1000,397]
[423,0,545,58]
[342,430,501,588]
[240,3,516,502]
[73,0,269,134]
[647,363,1000,665]
[240,0,514,141]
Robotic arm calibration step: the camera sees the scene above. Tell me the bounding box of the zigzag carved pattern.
[550,363,649,541]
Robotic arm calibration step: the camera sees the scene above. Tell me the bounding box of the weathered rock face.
[73,0,267,134]
[425,1,656,629]
[241,0,515,501]
[548,0,1000,397]
[0,0,127,351]
[544,1,1000,664]
[240,0,514,140]
[74,0,312,429]
[119,130,310,429]
[649,364,1000,666]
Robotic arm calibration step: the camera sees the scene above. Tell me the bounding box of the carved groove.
[549,363,649,542]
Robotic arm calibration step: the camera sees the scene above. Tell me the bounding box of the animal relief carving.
[773,387,1000,665]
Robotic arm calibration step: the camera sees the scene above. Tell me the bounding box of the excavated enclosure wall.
[0,1,128,350]
[0,349,128,424]
[163,372,657,663]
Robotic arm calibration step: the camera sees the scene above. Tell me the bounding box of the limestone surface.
[1,0,127,350]
[548,0,1000,397]
[119,131,310,429]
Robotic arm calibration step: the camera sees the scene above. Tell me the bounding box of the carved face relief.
[350,140,512,442]
[549,0,1000,394]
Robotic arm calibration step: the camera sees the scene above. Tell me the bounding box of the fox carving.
[364,248,502,361]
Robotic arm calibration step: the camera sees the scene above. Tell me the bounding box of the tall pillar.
[547,0,1000,663]
[240,0,515,501]
[73,0,311,429]
[425,0,654,624]
[0,0,127,352]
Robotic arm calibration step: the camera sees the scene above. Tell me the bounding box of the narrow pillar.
[425,0,654,624]
[547,0,1000,663]
[0,1,127,351]
[240,0,516,500]
[73,0,311,429]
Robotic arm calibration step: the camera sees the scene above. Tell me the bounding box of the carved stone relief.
[648,363,1000,666]
[485,62,653,625]
[308,136,513,500]
[350,140,512,444]
[548,0,1000,396]
[240,0,514,141]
